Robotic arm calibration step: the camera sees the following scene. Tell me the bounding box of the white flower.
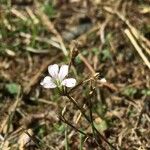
[40,64,76,89]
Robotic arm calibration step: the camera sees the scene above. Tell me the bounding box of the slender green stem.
[66,95,91,122]
[65,124,69,150]
[79,132,84,150]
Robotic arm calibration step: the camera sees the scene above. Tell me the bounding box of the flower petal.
[58,65,69,80]
[100,78,107,83]
[40,76,56,88]
[62,78,76,87]
[48,64,59,78]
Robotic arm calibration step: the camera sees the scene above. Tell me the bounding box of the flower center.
[54,78,62,87]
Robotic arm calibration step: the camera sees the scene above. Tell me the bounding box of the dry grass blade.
[34,2,68,56]
[11,8,27,21]
[20,32,62,50]
[124,29,150,69]
[1,1,150,149]
[25,7,39,24]
[0,87,21,134]
[103,6,150,54]
[18,129,33,150]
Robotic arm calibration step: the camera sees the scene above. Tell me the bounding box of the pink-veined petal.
[58,65,69,80]
[62,78,76,87]
[40,76,56,88]
[48,64,59,78]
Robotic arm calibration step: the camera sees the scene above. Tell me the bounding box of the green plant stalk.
[88,93,104,148]
[65,124,69,150]
[79,131,83,150]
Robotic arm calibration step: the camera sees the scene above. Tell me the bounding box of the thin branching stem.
[65,94,117,150]
[59,115,89,137]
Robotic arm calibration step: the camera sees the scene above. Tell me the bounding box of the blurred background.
[0,0,150,149]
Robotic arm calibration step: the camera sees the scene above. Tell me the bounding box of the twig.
[79,54,96,76]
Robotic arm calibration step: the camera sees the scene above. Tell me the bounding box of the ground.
[0,0,150,150]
